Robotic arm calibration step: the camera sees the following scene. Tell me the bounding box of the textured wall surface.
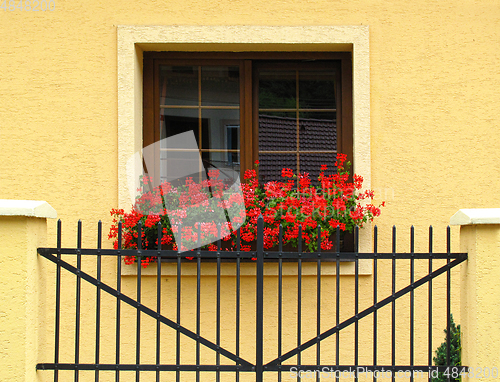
[460,223,500,374]
[0,215,48,382]
[1,0,499,245]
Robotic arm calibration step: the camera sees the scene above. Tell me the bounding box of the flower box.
[109,154,382,267]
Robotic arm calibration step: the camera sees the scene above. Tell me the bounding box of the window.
[143,52,352,184]
[119,25,370,272]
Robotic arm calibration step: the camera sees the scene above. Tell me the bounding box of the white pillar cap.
[450,208,500,226]
[0,200,57,219]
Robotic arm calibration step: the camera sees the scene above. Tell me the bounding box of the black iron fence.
[36,217,467,381]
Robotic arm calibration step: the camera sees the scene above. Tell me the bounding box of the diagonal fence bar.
[265,255,467,367]
[37,220,467,380]
[37,250,253,369]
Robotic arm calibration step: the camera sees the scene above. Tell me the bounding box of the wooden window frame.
[143,51,352,181]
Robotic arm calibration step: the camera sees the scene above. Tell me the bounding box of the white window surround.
[117,25,371,275]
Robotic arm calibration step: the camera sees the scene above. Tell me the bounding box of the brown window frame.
[143,51,353,182]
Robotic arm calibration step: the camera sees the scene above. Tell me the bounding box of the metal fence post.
[256,215,264,382]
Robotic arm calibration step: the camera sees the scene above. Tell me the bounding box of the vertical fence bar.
[54,219,62,382]
[196,223,201,382]
[428,226,433,381]
[316,225,321,382]
[136,223,142,382]
[75,220,82,382]
[373,226,378,382]
[156,223,162,382]
[446,226,451,382]
[256,215,264,382]
[95,221,102,382]
[354,226,359,381]
[216,225,221,382]
[176,225,185,382]
[116,222,122,382]
[392,226,396,382]
[336,228,340,382]
[297,225,302,381]
[410,226,415,382]
[236,228,241,382]
[39,217,468,379]
[278,224,283,382]
[177,225,188,382]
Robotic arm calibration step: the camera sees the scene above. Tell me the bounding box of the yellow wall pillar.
[0,200,56,382]
[451,209,500,377]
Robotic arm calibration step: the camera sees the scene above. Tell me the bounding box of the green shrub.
[432,314,461,382]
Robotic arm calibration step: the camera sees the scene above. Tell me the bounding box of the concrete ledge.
[450,208,500,226]
[0,200,57,219]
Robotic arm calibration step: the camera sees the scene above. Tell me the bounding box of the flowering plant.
[239,154,383,252]
[108,153,383,267]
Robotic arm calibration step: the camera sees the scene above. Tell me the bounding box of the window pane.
[259,113,297,152]
[160,108,200,145]
[299,70,336,109]
[299,111,337,120]
[258,153,297,183]
[201,109,240,150]
[300,153,337,184]
[299,113,336,151]
[201,151,240,174]
[160,66,198,106]
[201,66,240,106]
[259,71,296,109]
[160,108,201,183]
[160,150,204,184]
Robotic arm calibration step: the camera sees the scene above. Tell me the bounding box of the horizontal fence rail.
[37,217,467,382]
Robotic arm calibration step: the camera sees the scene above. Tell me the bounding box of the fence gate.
[37,217,467,381]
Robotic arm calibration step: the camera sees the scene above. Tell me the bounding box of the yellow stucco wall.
[460,224,500,377]
[1,1,499,381]
[1,0,499,243]
[0,216,48,382]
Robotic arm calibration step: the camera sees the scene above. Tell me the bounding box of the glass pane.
[299,111,337,120]
[159,108,200,184]
[300,153,337,184]
[299,70,336,109]
[299,112,337,151]
[201,151,240,174]
[160,108,200,146]
[258,153,297,183]
[258,71,296,109]
[160,66,198,106]
[160,150,204,185]
[258,112,297,152]
[201,66,240,106]
[201,109,240,150]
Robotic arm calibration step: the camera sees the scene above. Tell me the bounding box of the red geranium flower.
[108,153,383,265]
